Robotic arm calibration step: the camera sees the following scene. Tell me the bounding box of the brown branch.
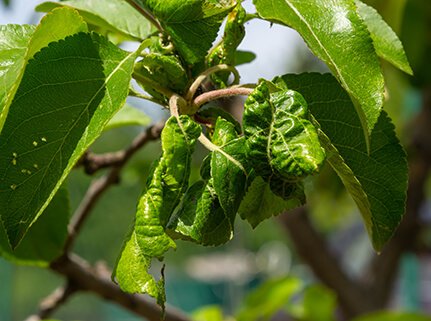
[363,86,431,307]
[279,207,370,319]
[64,122,164,252]
[24,282,77,321]
[49,254,190,321]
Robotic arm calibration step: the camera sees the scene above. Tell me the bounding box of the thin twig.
[49,254,190,321]
[24,282,77,321]
[185,64,240,102]
[192,87,253,111]
[124,0,163,32]
[129,87,167,107]
[64,122,165,252]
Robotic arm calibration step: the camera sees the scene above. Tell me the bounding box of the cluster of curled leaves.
[0,0,411,307]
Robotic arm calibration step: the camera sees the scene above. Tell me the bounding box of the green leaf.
[0,32,138,247]
[243,81,326,180]
[299,286,337,321]
[36,0,156,40]
[0,7,88,132]
[234,50,257,66]
[275,73,408,250]
[236,277,302,321]
[355,0,412,75]
[253,0,385,138]
[192,306,225,321]
[238,176,304,228]
[353,312,431,321]
[0,25,35,120]
[104,104,151,131]
[114,115,201,302]
[136,0,235,65]
[0,187,70,267]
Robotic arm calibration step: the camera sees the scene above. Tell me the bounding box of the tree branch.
[46,254,190,321]
[24,282,77,321]
[279,207,371,319]
[65,122,165,252]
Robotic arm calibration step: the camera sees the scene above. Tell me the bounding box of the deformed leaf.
[238,176,304,228]
[207,3,246,87]
[254,0,385,138]
[170,117,248,246]
[275,73,408,250]
[0,32,139,247]
[36,0,156,40]
[171,179,231,246]
[0,187,70,267]
[114,115,201,301]
[355,0,413,75]
[243,81,326,180]
[136,0,235,65]
[135,52,189,97]
[104,104,151,131]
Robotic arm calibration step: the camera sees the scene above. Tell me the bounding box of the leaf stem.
[128,86,166,107]
[185,64,240,102]
[124,0,163,32]
[192,87,253,111]
[197,133,247,174]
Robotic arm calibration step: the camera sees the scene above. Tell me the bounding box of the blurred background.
[0,0,430,320]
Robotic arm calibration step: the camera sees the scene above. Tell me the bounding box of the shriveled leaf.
[0,33,138,247]
[171,118,248,246]
[114,116,201,302]
[171,180,232,245]
[254,0,384,138]
[356,0,413,75]
[197,107,242,135]
[136,0,235,65]
[0,7,88,131]
[207,3,246,86]
[135,53,189,96]
[0,187,70,267]
[114,229,165,302]
[211,119,248,217]
[36,0,155,40]
[275,73,408,250]
[104,104,151,131]
[243,81,325,180]
[238,176,304,228]
[236,277,302,321]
